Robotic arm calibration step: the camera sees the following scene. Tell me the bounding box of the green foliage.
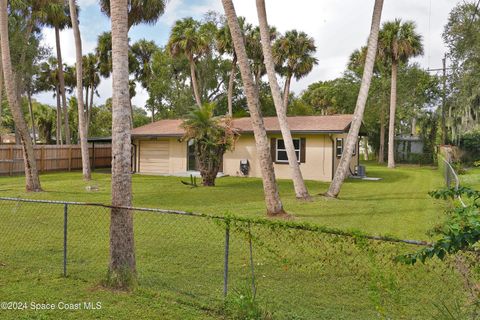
[181,103,238,186]
[443,1,480,141]
[474,160,480,167]
[398,187,480,265]
[460,130,480,161]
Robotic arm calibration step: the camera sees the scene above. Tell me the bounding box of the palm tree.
[167,18,210,108]
[0,0,41,191]
[69,0,91,180]
[181,103,237,186]
[221,0,284,216]
[83,53,101,130]
[43,0,73,145]
[245,25,277,88]
[37,57,63,144]
[96,32,113,78]
[216,17,249,116]
[255,0,310,201]
[274,30,318,113]
[100,0,165,30]
[378,19,423,168]
[326,0,384,198]
[108,0,136,289]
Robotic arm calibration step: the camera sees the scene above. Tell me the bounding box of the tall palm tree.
[100,0,165,30]
[37,57,63,144]
[256,0,310,201]
[326,0,384,198]
[221,0,284,216]
[378,19,423,168]
[0,0,41,191]
[245,25,277,88]
[216,17,249,116]
[43,0,72,145]
[108,0,136,288]
[69,0,91,180]
[274,30,318,113]
[83,53,100,130]
[167,18,210,108]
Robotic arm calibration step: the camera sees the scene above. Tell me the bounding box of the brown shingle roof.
[131,115,354,137]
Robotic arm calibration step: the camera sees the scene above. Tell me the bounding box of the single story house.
[131,115,361,182]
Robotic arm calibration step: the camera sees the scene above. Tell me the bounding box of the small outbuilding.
[131,115,361,182]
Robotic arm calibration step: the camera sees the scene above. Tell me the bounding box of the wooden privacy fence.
[0,144,112,175]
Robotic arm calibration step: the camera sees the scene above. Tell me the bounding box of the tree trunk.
[387,60,397,169]
[151,108,154,123]
[69,0,91,181]
[227,54,237,117]
[188,55,202,108]
[55,26,71,145]
[283,75,292,114]
[222,0,284,216]
[0,0,41,192]
[27,91,36,145]
[326,0,383,198]
[108,0,136,289]
[85,85,89,121]
[256,0,310,200]
[56,85,63,145]
[363,136,369,161]
[411,117,416,135]
[378,104,385,163]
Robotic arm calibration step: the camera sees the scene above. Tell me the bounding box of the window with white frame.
[276,139,300,163]
[336,138,343,158]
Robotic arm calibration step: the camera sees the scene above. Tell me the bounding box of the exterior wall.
[133,134,359,181]
[133,138,187,175]
[223,133,357,182]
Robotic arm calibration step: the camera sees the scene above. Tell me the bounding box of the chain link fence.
[0,197,477,319]
[438,154,467,207]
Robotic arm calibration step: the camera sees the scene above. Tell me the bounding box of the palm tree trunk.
[188,55,202,108]
[69,0,91,181]
[85,85,89,121]
[0,0,41,192]
[222,0,284,216]
[378,104,385,163]
[108,0,136,288]
[27,91,36,145]
[387,60,397,169]
[56,85,63,145]
[227,54,237,116]
[256,0,310,200]
[326,0,383,198]
[283,75,292,114]
[363,136,369,161]
[55,26,71,145]
[0,47,3,141]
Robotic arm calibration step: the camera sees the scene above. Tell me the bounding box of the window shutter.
[270,138,276,163]
[300,138,306,163]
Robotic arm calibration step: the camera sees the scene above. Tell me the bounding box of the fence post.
[248,223,256,298]
[223,221,230,299]
[63,203,68,277]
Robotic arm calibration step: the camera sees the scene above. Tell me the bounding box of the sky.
[34,0,459,110]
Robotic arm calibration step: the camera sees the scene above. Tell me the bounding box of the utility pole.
[441,54,447,145]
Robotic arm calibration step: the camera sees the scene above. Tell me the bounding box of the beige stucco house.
[131,115,361,182]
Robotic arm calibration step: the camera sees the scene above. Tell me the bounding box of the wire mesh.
[0,197,476,319]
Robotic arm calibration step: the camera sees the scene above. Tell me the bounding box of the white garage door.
[139,140,170,174]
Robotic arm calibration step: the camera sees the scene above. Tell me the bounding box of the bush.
[460,130,480,162]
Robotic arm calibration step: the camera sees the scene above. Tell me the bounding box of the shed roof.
[131,114,355,138]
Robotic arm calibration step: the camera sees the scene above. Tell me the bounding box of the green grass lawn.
[0,162,471,319]
[461,166,480,190]
[0,162,445,239]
